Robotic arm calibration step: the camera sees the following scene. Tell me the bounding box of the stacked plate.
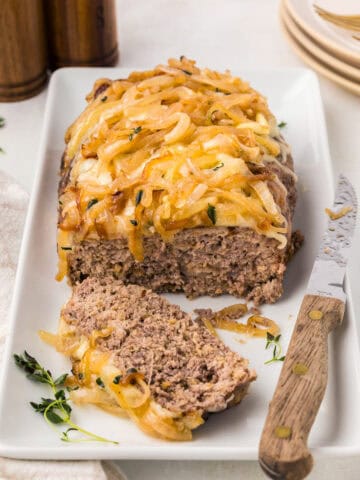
[280,0,360,95]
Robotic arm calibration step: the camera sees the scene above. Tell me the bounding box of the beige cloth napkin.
[0,171,125,480]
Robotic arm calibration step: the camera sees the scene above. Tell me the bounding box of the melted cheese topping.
[57,57,291,280]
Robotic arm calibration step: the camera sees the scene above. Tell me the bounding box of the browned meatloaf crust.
[64,149,300,304]
[63,277,256,414]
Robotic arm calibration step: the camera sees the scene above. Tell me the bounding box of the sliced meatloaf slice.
[50,277,256,440]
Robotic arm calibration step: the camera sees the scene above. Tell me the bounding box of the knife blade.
[307,174,357,302]
[259,175,357,480]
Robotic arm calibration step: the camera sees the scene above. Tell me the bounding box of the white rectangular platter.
[0,66,359,460]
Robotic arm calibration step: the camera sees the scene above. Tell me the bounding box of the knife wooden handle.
[259,294,345,480]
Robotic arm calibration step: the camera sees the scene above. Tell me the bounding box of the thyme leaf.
[96,377,105,388]
[207,204,216,225]
[135,190,143,206]
[213,162,224,171]
[129,126,142,141]
[87,198,98,210]
[61,427,78,442]
[113,375,122,385]
[278,121,287,129]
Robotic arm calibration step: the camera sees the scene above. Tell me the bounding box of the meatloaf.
[57,57,301,304]
[49,277,256,440]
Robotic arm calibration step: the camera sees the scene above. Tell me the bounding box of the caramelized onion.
[213,313,279,338]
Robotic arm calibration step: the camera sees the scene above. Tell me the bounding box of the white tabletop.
[1,0,360,478]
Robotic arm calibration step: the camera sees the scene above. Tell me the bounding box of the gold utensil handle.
[259,294,345,480]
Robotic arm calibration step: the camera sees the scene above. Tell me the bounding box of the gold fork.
[314,4,360,33]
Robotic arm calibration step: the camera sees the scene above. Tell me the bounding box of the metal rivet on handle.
[309,310,323,320]
[274,425,292,439]
[292,363,309,375]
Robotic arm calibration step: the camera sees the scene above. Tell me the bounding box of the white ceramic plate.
[280,4,360,96]
[285,0,360,66]
[281,2,360,83]
[0,67,360,460]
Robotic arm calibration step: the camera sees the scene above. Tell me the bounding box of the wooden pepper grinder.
[45,0,119,69]
[0,0,48,102]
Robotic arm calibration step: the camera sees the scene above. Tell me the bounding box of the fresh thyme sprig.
[264,332,285,365]
[14,351,118,444]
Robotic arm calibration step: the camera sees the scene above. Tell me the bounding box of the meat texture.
[62,277,256,415]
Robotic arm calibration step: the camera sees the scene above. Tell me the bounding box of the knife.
[259,174,357,480]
